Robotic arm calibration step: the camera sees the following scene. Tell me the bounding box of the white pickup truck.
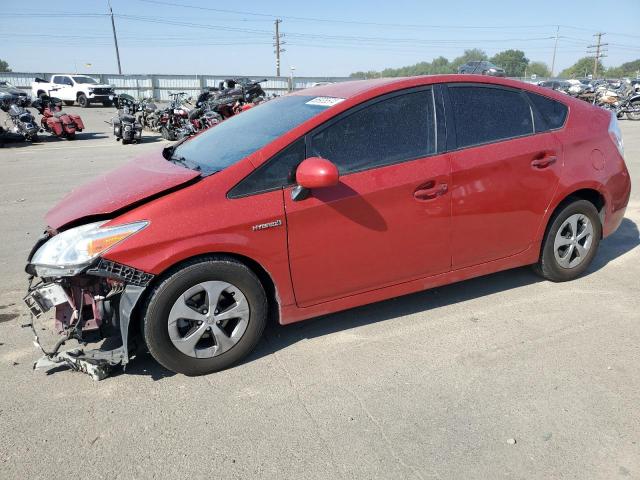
[32,74,115,107]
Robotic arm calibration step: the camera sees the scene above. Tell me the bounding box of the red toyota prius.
[24,75,631,378]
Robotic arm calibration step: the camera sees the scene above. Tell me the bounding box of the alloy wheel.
[553,213,594,268]
[167,281,250,359]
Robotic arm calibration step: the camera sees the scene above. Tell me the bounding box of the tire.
[143,256,268,376]
[64,100,74,106]
[160,126,176,141]
[626,100,640,121]
[77,94,89,108]
[533,199,602,282]
[66,132,76,140]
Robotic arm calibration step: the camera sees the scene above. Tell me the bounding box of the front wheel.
[77,94,89,108]
[143,257,268,376]
[626,100,640,121]
[533,199,602,282]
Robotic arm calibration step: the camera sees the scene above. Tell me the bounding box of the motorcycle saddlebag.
[68,114,85,131]
[45,117,64,136]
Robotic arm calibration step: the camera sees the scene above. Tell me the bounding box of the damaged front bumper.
[24,253,153,380]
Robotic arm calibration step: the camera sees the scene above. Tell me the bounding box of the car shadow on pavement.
[586,218,639,274]
[118,351,176,381]
[246,217,640,366]
[248,266,545,366]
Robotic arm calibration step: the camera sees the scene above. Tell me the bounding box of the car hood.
[46,152,200,230]
[0,87,26,96]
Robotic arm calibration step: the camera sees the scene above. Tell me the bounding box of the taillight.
[608,112,624,157]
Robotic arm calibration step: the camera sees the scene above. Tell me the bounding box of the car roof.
[54,74,94,77]
[291,75,557,100]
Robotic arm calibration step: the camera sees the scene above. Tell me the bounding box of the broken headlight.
[30,220,148,277]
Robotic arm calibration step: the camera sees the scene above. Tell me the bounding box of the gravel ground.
[0,106,638,480]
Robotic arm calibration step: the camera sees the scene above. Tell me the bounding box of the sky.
[1,0,639,77]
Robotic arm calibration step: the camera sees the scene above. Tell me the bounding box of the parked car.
[0,80,29,100]
[457,61,506,76]
[31,74,115,107]
[538,79,573,92]
[24,75,630,378]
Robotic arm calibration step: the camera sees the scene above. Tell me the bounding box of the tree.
[0,59,11,72]
[560,56,604,78]
[606,59,640,78]
[528,61,551,78]
[452,49,488,70]
[350,70,381,79]
[490,49,529,77]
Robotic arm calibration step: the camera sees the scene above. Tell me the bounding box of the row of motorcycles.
[0,93,85,146]
[542,78,640,121]
[110,77,267,144]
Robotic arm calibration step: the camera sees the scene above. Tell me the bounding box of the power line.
[125,0,607,32]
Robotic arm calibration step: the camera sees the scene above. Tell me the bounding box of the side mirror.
[292,157,339,201]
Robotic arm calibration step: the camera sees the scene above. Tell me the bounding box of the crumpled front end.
[23,226,152,380]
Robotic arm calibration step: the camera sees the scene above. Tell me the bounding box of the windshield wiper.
[170,155,201,172]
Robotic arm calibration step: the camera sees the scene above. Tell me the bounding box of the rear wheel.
[77,94,89,108]
[143,257,268,375]
[533,199,602,282]
[627,100,640,121]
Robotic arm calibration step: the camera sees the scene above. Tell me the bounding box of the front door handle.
[414,182,448,201]
[531,155,557,169]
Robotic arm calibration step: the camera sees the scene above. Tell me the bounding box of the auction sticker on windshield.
[305,97,345,107]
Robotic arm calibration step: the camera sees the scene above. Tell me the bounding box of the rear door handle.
[414,182,448,201]
[531,155,557,169]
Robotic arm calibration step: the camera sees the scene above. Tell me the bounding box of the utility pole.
[550,25,559,77]
[273,19,285,77]
[587,32,607,79]
[108,0,122,74]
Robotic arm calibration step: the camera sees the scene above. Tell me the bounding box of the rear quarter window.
[526,92,568,132]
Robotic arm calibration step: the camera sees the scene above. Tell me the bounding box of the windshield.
[171,95,341,174]
[72,76,98,84]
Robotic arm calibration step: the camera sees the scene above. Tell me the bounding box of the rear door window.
[308,89,436,175]
[448,85,533,148]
